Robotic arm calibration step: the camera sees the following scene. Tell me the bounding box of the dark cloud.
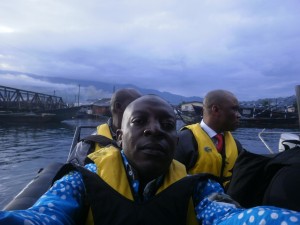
[1,0,299,101]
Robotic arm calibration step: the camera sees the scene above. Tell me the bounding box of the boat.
[0,106,81,124]
[176,111,202,125]
[227,129,300,210]
[3,124,300,212]
[0,111,57,124]
[2,125,97,210]
[2,88,300,210]
[3,85,300,211]
[239,117,299,128]
[175,105,299,128]
[175,104,202,125]
[258,129,300,154]
[239,106,299,128]
[37,106,81,122]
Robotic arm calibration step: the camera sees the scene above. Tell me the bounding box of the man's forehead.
[126,98,174,116]
[128,96,165,108]
[129,108,174,117]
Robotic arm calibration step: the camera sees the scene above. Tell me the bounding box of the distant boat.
[239,106,299,128]
[37,106,81,122]
[175,104,202,125]
[239,117,299,128]
[0,106,81,124]
[175,105,299,129]
[0,111,56,123]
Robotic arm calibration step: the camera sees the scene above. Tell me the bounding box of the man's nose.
[144,121,162,136]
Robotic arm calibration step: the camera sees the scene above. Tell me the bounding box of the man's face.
[219,96,240,131]
[119,96,177,181]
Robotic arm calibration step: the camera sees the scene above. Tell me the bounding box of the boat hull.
[239,117,299,129]
[38,106,81,122]
[0,112,57,123]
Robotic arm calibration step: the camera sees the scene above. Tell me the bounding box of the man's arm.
[174,129,198,170]
[0,164,96,225]
[193,178,300,225]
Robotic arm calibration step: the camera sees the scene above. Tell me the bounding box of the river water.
[0,119,299,209]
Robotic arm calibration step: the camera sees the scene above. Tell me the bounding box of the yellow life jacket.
[185,124,238,187]
[94,123,113,151]
[85,148,198,225]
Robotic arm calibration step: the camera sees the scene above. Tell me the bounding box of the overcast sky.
[1,0,300,101]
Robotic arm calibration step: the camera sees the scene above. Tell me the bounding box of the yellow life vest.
[85,148,198,225]
[185,124,238,187]
[94,123,113,151]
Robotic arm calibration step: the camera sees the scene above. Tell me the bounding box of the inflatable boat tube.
[3,162,64,210]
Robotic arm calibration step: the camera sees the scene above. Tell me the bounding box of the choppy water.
[0,118,106,209]
[0,119,299,209]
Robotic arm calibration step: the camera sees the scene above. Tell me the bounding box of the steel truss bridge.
[0,85,66,112]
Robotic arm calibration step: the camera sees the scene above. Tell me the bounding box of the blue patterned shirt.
[0,151,300,225]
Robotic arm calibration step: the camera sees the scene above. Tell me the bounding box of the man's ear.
[115,102,122,111]
[116,129,123,148]
[211,104,221,114]
[211,104,217,112]
[116,129,123,141]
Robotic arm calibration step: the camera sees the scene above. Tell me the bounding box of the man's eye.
[132,118,145,125]
[232,107,239,112]
[162,122,175,130]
